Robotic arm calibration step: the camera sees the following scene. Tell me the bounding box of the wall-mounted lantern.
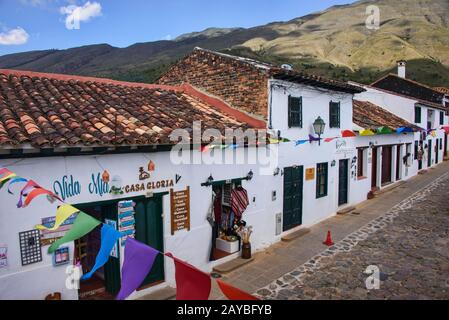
[273,167,280,176]
[204,174,214,187]
[331,160,337,167]
[246,170,254,181]
[313,116,326,146]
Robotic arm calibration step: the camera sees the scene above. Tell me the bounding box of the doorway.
[445,134,448,158]
[381,146,393,186]
[338,160,349,206]
[74,203,121,300]
[283,166,304,231]
[396,145,402,181]
[435,139,439,164]
[428,140,432,167]
[371,147,378,190]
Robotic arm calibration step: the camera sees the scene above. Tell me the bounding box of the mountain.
[1,0,448,86]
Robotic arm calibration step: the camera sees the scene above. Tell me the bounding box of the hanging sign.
[305,168,315,181]
[0,244,7,268]
[170,187,191,235]
[118,201,136,246]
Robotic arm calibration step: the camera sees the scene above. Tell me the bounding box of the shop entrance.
[74,195,164,300]
[209,181,249,261]
[283,166,304,231]
[74,202,120,300]
[338,160,349,206]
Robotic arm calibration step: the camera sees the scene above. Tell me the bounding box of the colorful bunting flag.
[396,127,414,134]
[0,169,17,188]
[360,129,375,136]
[295,140,308,146]
[308,134,321,142]
[376,127,393,135]
[166,253,211,300]
[22,188,61,208]
[81,224,123,281]
[216,279,259,301]
[48,212,101,254]
[7,177,28,195]
[324,137,340,143]
[35,204,79,231]
[17,180,41,208]
[268,138,281,144]
[341,130,357,138]
[116,238,160,300]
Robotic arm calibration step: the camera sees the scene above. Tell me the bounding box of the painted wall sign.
[40,215,76,246]
[53,175,81,201]
[305,168,316,181]
[0,244,7,268]
[122,179,174,195]
[170,187,191,235]
[89,172,110,197]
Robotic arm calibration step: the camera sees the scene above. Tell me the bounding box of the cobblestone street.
[256,171,449,300]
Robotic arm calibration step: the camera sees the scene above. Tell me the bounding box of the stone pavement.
[209,162,449,300]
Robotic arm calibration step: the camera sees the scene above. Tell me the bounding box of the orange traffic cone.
[323,230,334,246]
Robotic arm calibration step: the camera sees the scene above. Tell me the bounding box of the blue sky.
[0,0,353,56]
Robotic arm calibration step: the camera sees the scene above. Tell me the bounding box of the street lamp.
[313,116,326,146]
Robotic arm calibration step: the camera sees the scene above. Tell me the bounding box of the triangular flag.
[295,140,308,146]
[0,169,16,188]
[49,212,101,253]
[166,253,211,300]
[324,137,339,143]
[116,238,160,300]
[22,188,61,208]
[268,138,280,144]
[35,204,79,231]
[216,279,259,300]
[81,224,123,281]
[17,180,41,208]
[7,177,28,195]
[309,134,321,142]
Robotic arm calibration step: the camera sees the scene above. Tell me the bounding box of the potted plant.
[238,226,253,259]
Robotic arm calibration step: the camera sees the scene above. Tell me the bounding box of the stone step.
[374,180,406,196]
[281,228,311,242]
[137,286,176,300]
[337,206,356,215]
[213,257,255,274]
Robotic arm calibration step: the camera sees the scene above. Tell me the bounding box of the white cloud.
[60,1,102,30]
[0,27,30,45]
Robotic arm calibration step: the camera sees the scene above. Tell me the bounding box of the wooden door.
[381,146,392,185]
[428,140,432,167]
[435,139,439,164]
[338,160,349,206]
[371,147,378,189]
[283,166,304,231]
[396,145,401,181]
[135,196,165,287]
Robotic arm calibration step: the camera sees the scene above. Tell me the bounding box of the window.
[316,163,328,198]
[440,111,445,125]
[288,96,302,128]
[415,106,422,124]
[357,148,366,178]
[329,101,341,128]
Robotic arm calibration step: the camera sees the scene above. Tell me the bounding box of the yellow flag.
[35,204,79,231]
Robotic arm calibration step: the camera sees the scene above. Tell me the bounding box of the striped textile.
[231,187,249,218]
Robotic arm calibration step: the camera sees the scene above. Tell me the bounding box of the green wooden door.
[283,166,304,231]
[338,160,349,206]
[102,204,121,294]
[428,140,432,167]
[134,196,165,287]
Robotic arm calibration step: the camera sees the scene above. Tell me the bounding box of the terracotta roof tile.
[0,69,261,148]
[353,100,421,132]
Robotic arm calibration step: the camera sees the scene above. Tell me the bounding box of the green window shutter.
[316,162,329,198]
[415,106,421,123]
[288,96,302,128]
[329,102,341,128]
[440,112,444,125]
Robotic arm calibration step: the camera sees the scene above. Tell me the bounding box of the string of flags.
[199,126,423,152]
[0,167,259,301]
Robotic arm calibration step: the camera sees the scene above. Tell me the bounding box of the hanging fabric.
[22,188,61,208]
[166,253,211,300]
[116,238,160,300]
[216,279,259,300]
[17,180,41,208]
[48,212,101,253]
[231,187,249,218]
[35,204,79,231]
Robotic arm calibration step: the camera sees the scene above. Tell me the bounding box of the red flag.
[23,188,61,207]
[216,279,259,300]
[166,253,211,300]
